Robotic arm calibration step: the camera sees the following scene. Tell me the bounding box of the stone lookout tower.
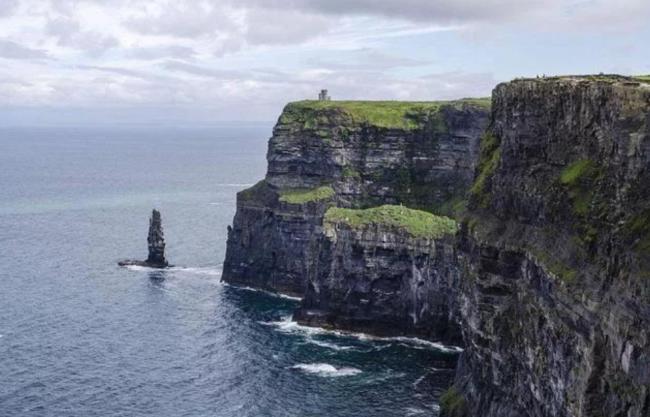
[318,89,331,101]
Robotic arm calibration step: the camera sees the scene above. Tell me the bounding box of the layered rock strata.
[222,100,490,297]
[445,75,650,417]
[119,209,169,268]
[294,205,463,344]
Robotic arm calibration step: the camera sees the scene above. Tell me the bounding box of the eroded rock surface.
[294,206,462,344]
[447,76,650,417]
[222,100,490,297]
[119,209,169,269]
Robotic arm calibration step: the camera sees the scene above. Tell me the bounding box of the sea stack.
[119,209,169,268]
[146,209,167,267]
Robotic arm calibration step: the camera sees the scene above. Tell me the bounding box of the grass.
[469,132,501,208]
[560,159,596,185]
[439,387,468,417]
[281,99,490,130]
[558,159,602,217]
[341,166,361,178]
[529,247,578,284]
[278,185,335,204]
[238,180,267,200]
[514,74,650,84]
[324,205,457,239]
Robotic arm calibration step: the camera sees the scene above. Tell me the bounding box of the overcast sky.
[0,0,649,125]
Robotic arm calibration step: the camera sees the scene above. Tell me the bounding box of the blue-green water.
[0,126,457,416]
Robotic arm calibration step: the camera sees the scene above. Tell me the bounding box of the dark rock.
[448,76,650,417]
[119,209,169,269]
[294,217,463,344]
[222,100,490,298]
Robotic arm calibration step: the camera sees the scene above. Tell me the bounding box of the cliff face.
[266,100,489,211]
[222,77,649,417]
[448,76,650,417]
[222,100,490,296]
[294,205,462,344]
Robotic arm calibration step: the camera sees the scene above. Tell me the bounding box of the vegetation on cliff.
[439,387,468,417]
[469,132,501,208]
[278,185,335,204]
[281,99,490,130]
[324,204,457,239]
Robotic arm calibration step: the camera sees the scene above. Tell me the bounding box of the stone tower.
[318,89,331,101]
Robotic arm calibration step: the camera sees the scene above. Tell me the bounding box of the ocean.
[0,126,458,417]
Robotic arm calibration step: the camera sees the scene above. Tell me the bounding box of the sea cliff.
[221,75,650,417]
[222,99,490,297]
[448,75,650,417]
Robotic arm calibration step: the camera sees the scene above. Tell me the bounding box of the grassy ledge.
[560,159,597,185]
[324,205,458,239]
[558,159,602,217]
[439,387,468,417]
[469,132,501,208]
[281,99,490,130]
[278,185,335,204]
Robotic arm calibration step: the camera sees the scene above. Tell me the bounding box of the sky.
[0,0,649,125]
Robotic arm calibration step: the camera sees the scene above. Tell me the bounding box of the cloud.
[161,60,243,79]
[0,0,647,124]
[306,48,430,70]
[46,16,118,55]
[0,0,18,17]
[76,65,154,80]
[0,39,50,60]
[127,45,197,61]
[243,8,332,45]
[238,0,537,24]
[126,1,240,38]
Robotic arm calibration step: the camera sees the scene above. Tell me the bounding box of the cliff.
[222,99,490,296]
[446,75,650,417]
[294,205,463,344]
[221,76,650,417]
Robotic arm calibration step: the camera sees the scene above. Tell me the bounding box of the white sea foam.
[262,316,463,353]
[169,266,222,276]
[123,264,150,272]
[123,264,223,277]
[413,375,426,387]
[405,407,428,416]
[224,284,302,301]
[290,363,361,377]
[306,338,354,351]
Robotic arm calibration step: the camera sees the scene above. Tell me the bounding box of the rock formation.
[294,205,463,344]
[119,209,169,268]
[221,75,650,417]
[445,75,650,417]
[222,99,490,296]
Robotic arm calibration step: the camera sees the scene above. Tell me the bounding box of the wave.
[169,266,222,276]
[306,338,354,351]
[223,284,302,301]
[377,336,463,353]
[261,316,462,353]
[405,407,428,416]
[123,264,222,277]
[290,363,361,377]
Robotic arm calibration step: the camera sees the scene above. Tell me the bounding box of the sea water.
[0,126,457,417]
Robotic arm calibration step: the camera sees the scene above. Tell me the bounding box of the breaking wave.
[290,363,362,377]
[261,316,462,353]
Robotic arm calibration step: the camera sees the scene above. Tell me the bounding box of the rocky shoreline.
[222,76,650,417]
